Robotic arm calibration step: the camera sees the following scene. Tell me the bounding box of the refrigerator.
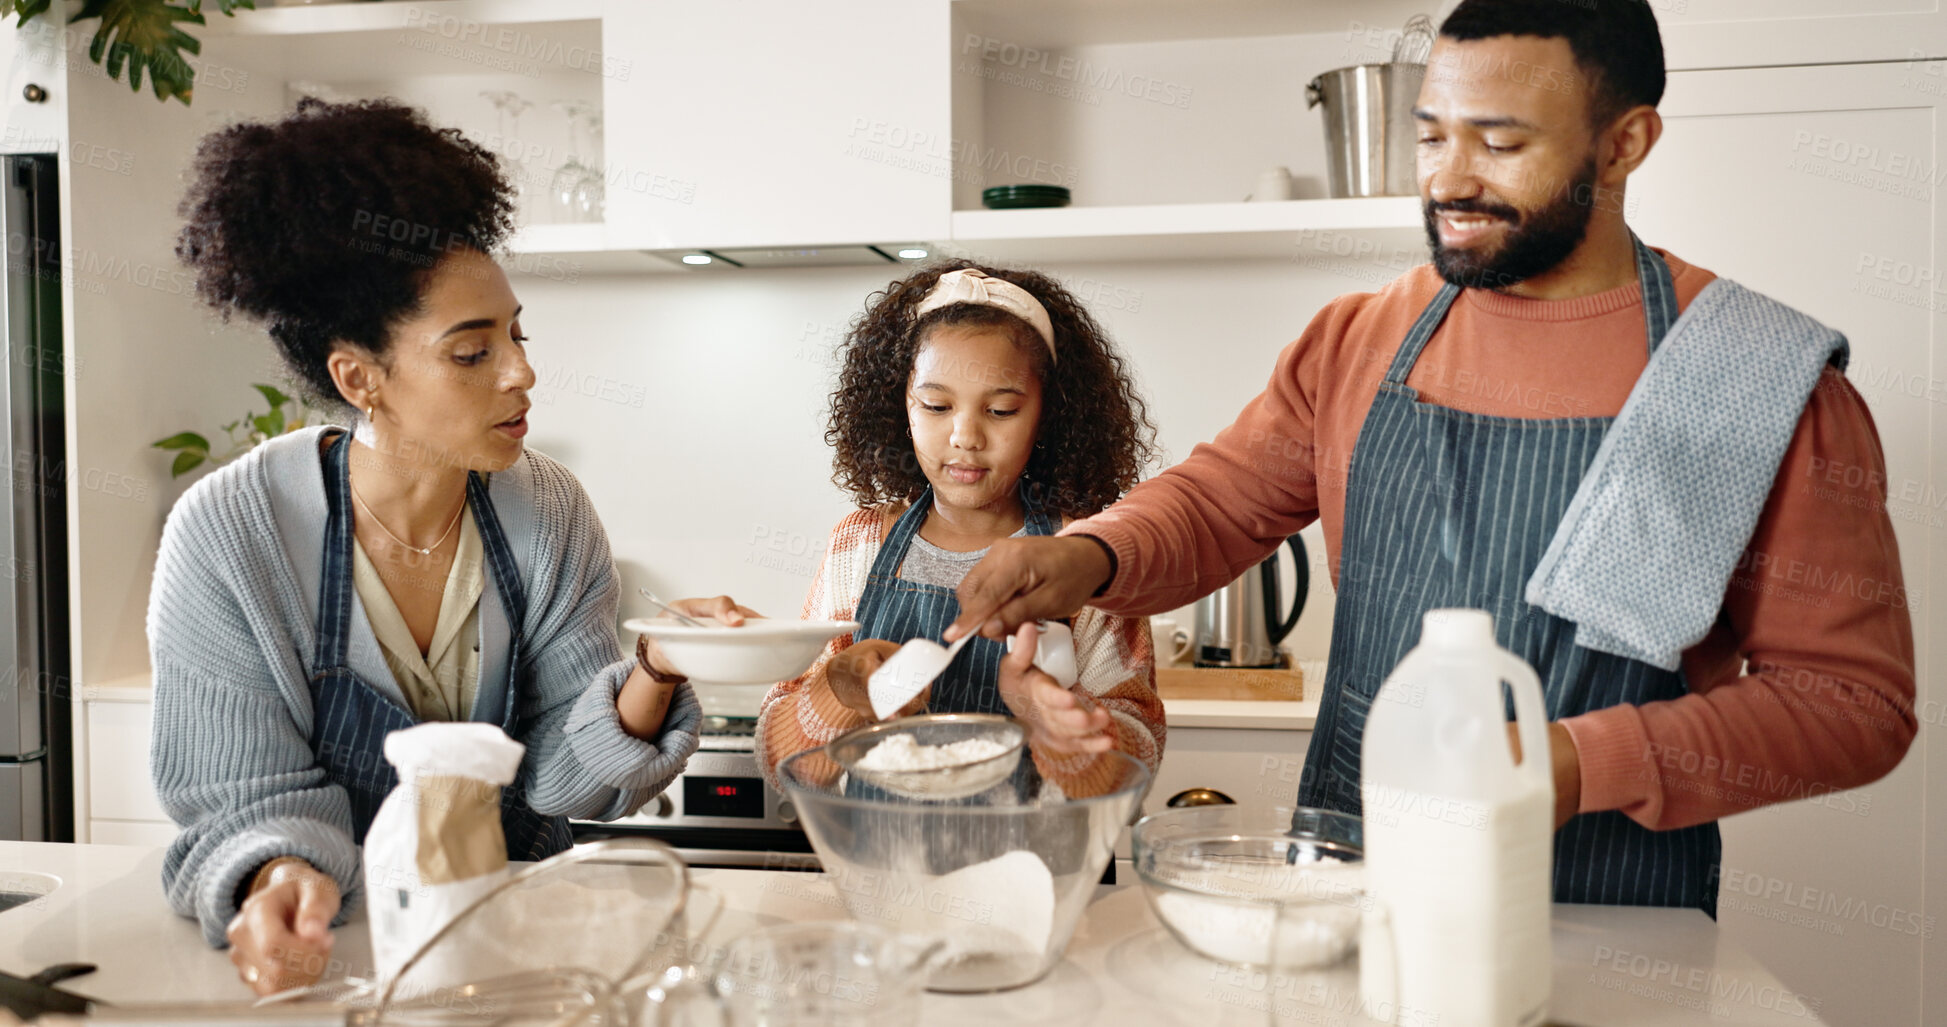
[0,153,70,842]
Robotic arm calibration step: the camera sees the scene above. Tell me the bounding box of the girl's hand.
[825,639,919,719]
[999,622,1113,757]
[226,857,339,996]
[639,595,763,678]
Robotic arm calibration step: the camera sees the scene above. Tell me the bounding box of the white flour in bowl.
[855,734,1011,771]
[907,850,1057,965]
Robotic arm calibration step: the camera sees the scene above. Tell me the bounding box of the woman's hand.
[621,595,761,738]
[226,857,339,996]
[637,595,763,679]
[824,639,917,720]
[999,622,1114,757]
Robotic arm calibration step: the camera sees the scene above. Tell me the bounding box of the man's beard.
[1425,156,1600,291]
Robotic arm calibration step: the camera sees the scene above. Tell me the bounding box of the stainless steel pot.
[1305,62,1427,198]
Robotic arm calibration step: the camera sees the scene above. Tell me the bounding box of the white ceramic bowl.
[624,617,858,685]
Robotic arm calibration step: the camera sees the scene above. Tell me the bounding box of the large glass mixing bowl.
[778,746,1151,992]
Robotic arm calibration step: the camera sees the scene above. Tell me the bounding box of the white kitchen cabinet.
[1112,725,1314,861]
[1147,725,1313,813]
[88,820,178,847]
[82,697,170,832]
[1628,59,1944,1027]
[1655,1,1947,69]
[601,0,952,251]
[0,19,64,155]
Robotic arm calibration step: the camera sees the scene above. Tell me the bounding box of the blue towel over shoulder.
[1524,278,1850,671]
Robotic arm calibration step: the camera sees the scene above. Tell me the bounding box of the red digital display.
[684,775,765,818]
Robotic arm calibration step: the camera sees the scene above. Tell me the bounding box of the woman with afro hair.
[153,99,744,993]
[755,261,1166,799]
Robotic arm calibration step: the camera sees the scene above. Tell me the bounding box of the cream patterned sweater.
[755,505,1164,797]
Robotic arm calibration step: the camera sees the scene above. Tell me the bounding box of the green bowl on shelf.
[982,184,1071,209]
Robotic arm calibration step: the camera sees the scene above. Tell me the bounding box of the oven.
[571,715,820,870]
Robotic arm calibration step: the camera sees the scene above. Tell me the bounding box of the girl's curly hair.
[175,97,515,407]
[827,260,1158,520]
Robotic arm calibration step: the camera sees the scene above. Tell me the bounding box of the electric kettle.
[1193,534,1308,668]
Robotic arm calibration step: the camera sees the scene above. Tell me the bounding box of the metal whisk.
[1392,13,1436,65]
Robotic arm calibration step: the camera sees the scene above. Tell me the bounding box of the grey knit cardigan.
[148,426,701,945]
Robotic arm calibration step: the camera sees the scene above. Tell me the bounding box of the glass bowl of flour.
[826,713,1026,800]
[778,741,1151,993]
[1132,805,1366,970]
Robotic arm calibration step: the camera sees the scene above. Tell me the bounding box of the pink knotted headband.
[912,268,1057,362]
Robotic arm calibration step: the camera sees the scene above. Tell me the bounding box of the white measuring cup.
[866,632,973,719]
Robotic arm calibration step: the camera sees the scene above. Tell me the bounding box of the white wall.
[505,258,1343,652]
[62,27,288,691]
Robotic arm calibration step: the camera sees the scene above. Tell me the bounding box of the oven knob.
[777,801,797,825]
[653,794,675,818]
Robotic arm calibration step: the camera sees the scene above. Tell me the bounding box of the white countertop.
[2,842,1823,1026]
[83,671,1322,730]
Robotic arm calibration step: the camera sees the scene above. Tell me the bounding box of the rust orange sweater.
[1064,252,1916,831]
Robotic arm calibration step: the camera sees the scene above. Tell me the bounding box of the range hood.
[646,244,934,270]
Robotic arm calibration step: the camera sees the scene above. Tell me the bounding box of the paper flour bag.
[364,722,527,987]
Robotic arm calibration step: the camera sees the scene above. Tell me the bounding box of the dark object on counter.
[0,965,96,1018]
[981,184,1072,209]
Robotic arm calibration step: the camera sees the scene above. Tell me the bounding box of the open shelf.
[949,196,1425,263]
[208,0,602,37]
[952,0,1454,47]
[202,1,603,82]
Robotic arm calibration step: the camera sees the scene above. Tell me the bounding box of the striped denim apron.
[1296,235,1721,913]
[853,484,1056,796]
[309,430,572,861]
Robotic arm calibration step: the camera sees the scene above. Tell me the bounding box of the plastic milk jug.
[1359,609,1553,1027]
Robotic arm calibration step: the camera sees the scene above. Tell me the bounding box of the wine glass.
[480,90,534,225]
[549,100,599,223]
[570,110,605,222]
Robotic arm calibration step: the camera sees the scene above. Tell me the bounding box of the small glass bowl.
[1132,805,1367,969]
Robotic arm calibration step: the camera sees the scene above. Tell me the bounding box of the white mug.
[1149,617,1193,665]
[1248,165,1294,202]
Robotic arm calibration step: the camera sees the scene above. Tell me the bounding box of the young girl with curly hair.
[756,261,1164,798]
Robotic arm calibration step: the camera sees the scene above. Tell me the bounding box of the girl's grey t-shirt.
[899,524,1030,588]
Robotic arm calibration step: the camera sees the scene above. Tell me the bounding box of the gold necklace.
[348,473,466,557]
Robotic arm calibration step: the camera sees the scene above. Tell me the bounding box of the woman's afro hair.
[175,98,514,404]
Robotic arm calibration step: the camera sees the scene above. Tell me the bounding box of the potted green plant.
[153,382,320,477]
[5,0,256,105]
